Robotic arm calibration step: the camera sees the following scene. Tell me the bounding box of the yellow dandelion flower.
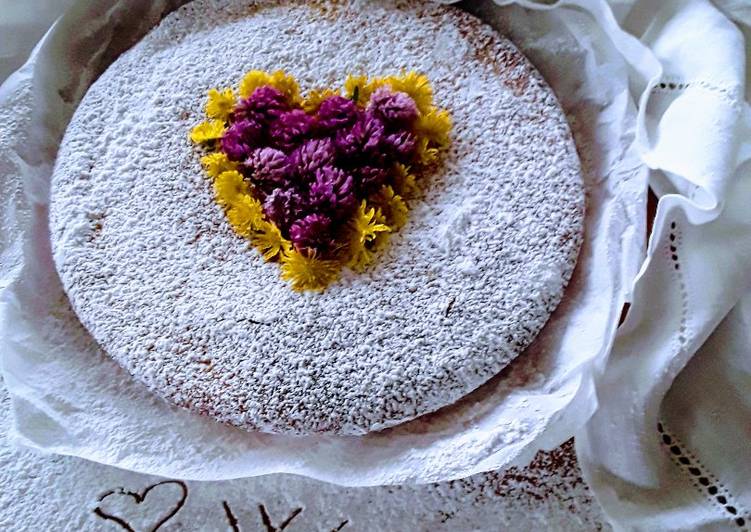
[200,152,237,178]
[280,249,340,292]
[347,200,391,271]
[343,74,386,106]
[416,107,452,147]
[351,200,391,244]
[393,163,419,198]
[205,88,236,121]
[214,170,249,205]
[226,195,265,237]
[189,120,226,144]
[373,185,408,229]
[252,220,290,260]
[348,242,375,271]
[344,74,369,105]
[302,88,339,113]
[372,229,391,256]
[239,70,272,98]
[415,136,439,166]
[269,70,301,104]
[388,71,433,114]
[349,227,391,269]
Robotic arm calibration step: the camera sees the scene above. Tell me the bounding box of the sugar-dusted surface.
[49,0,585,435]
[0,375,608,531]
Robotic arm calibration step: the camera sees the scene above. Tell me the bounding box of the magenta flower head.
[383,130,417,160]
[316,95,359,132]
[289,137,336,179]
[355,165,389,196]
[262,187,304,230]
[289,213,336,253]
[244,147,291,187]
[270,109,315,151]
[221,119,263,161]
[334,112,385,160]
[309,166,356,218]
[368,87,418,127]
[232,86,289,124]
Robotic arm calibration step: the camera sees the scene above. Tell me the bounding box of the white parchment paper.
[0,0,646,485]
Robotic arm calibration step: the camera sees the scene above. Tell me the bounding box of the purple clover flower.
[244,147,291,188]
[221,119,263,161]
[316,95,359,132]
[309,166,356,219]
[232,86,289,124]
[289,137,336,179]
[262,187,304,230]
[334,112,385,160]
[383,130,417,160]
[289,213,336,253]
[269,109,315,151]
[355,165,390,196]
[368,87,418,127]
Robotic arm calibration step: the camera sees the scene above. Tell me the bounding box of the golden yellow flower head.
[302,88,340,113]
[189,120,226,144]
[416,107,452,148]
[393,163,419,198]
[374,185,408,229]
[280,249,340,292]
[387,71,433,114]
[344,74,369,105]
[344,74,387,106]
[351,200,391,245]
[214,170,249,206]
[205,88,236,121]
[415,136,440,166]
[269,70,301,105]
[225,195,265,237]
[200,152,236,179]
[239,70,272,99]
[252,221,290,261]
[347,201,391,271]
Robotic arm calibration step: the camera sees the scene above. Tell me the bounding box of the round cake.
[49,0,585,435]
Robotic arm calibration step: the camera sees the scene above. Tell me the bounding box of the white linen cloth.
[0,0,749,530]
[571,0,751,530]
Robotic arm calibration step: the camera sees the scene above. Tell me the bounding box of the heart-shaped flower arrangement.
[190,70,451,291]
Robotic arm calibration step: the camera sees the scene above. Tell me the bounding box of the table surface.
[0,374,610,531]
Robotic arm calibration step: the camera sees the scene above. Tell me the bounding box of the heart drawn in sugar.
[93,480,188,532]
[190,70,452,292]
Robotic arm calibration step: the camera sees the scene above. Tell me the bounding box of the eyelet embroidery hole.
[651,78,740,105]
[658,422,750,530]
[660,225,748,529]
[667,222,689,348]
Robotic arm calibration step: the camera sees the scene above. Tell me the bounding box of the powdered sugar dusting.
[49,0,584,435]
[0,373,608,530]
